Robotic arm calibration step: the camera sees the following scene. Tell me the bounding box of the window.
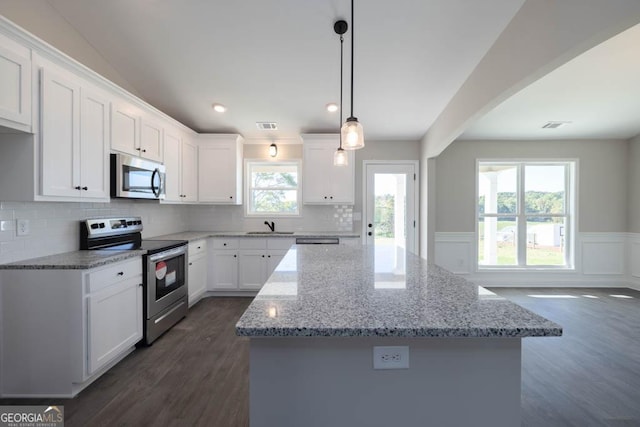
[245,161,301,216]
[477,161,575,269]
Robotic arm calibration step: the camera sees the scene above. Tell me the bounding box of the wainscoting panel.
[434,233,474,274]
[580,233,626,275]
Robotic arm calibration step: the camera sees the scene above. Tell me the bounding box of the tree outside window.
[477,161,575,268]
[246,161,300,216]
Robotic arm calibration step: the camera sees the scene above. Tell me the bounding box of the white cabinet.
[0,42,31,131]
[87,270,143,374]
[111,99,163,162]
[209,238,239,290]
[188,239,208,305]
[302,134,355,204]
[40,67,110,201]
[0,257,143,397]
[163,130,198,203]
[209,237,294,292]
[198,134,243,204]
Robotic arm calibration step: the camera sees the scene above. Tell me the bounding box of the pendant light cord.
[350,0,354,118]
[339,33,344,149]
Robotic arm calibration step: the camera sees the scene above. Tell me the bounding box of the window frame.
[244,159,302,217]
[476,159,576,271]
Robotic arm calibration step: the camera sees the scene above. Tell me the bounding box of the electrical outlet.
[373,346,409,370]
[16,219,30,236]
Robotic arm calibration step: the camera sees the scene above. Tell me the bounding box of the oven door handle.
[151,168,161,198]
[148,246,187,262]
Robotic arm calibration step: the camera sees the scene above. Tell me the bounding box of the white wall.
[627,134,640,289]
[435,139,628,233]
[432,138,630,287]
[0,2,141,97]
[0,200,189,264]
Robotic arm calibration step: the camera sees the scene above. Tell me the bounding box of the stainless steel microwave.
[111,153,166,200]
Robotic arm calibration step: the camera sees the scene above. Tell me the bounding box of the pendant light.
[334,19,348,166]
[341,0,364,150]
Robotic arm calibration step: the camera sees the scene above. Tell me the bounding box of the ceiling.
[45,0,525,141]
[461,22,640,141]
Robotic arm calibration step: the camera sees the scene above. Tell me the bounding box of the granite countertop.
[0,249,145,270]
[150,231,361,242]
[236,245,563,338]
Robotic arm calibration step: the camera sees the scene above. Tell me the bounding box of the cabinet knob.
[189,262,193,266]
[223,243,227,246]
[324,196,327,199]
[330,196,333,199]
[74,186,81,190]
[82,186,88,191]
[229,196,233,199]
[268,255,271,258]
[368,232,372,236]
[233,254,237,258]
[262,255,265,258]
[117,272,124,276]
[142,149,147,153]
[135,147,141,151]
[139,283,143,287]
[197,246,201,249]
[368,223,373,228]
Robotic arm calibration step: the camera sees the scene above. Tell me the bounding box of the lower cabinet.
[0,257,143,397]
[188,239,208,305]
[209,237,294,292]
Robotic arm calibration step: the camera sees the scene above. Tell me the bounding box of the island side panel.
[250,336,521,427]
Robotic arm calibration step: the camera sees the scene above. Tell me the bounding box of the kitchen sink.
[246,231,295,235]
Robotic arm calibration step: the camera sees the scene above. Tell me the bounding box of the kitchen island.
[236,244,562,427]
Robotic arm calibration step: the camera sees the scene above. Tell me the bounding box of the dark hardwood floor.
[488,287,640,427]
[2,288,639,426]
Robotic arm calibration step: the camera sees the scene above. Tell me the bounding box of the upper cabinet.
[302,134,355,204]
[163,128,198,203]
[0,36,31,132]
[40,66,110,201]
[198,134,243,204]
[111,99,163,163]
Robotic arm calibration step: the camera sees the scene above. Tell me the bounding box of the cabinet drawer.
[267,238,295,250]
[212,238,239,249]
[87,258,142,293]
[239,238,267,250]
[189,239,208,257]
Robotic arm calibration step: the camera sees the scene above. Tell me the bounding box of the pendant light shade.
[334,147,348,166]
[341,117,364,150]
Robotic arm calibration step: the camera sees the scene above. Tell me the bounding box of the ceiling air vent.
[256,122,278,130]
[542,121,571,129]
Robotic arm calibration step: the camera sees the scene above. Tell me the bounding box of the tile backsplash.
[0,200,353,264]
[0,200,188,264]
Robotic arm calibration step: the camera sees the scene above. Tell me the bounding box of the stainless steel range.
[80,217,188,345]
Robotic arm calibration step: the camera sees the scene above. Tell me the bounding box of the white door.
[210,251,239,290]
[181,139,198,202]
[364,162,418,254]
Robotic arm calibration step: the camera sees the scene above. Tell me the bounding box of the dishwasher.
[295,237,340,245]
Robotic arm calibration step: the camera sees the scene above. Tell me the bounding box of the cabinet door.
[163,130,182,202]
[210,250,239,290]
[188,255,207,305]
[111,100,139,156]
[303,138,355,204]
[267,250,288,276]
[198,141,240,204]
[302,144,331,203]
[239,250,268,290]
[0,45,31,127]
[87,277,142,375]
[41,68,81,197]
[140,118,163,162]
[181,139,198,202]
[80,87,110,200]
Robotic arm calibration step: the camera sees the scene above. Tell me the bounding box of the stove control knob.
[90,223,99,230]
[99,223,106,229]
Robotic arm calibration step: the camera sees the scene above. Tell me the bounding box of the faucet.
[264,221,275,232]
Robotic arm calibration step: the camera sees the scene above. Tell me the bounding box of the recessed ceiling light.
[212,103,227,113]
[326,103,338,113]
